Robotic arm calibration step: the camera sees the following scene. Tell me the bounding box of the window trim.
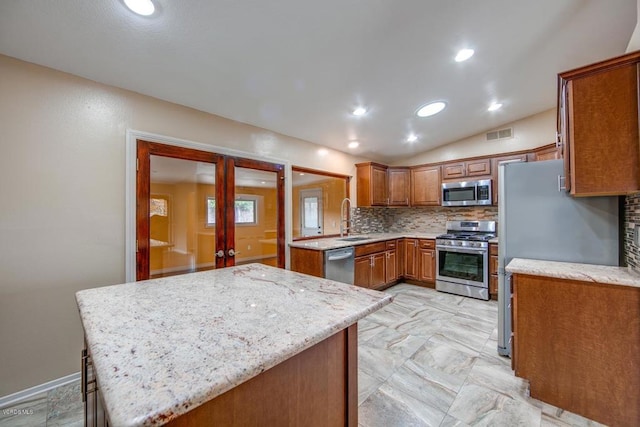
[234,194,259,226]
[206,194,259,226]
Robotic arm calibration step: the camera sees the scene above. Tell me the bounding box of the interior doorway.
[136,140,285,280]
[299,188,323,237]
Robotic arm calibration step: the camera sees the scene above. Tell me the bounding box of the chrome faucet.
[340,198,352,237]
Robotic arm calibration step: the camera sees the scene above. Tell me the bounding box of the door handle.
[228,249,236,257]
[215,250,224,258]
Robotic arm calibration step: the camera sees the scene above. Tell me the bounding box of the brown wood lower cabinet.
[290,238,435,290]
[385,241,398,284]
[354,241,388,289]
[489,243,498,300]
[290,247,324,278]
[403,238,435,286]
[403,238,418,279]
[512,273,640,427]
[418,240,435,282]
[165,324,359,427]
[354,253,385,289]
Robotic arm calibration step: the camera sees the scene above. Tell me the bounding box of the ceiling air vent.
[486,127,513,141]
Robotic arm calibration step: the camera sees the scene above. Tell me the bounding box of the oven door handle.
[436,245,487,255]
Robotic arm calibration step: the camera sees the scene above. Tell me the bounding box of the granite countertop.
[506,258,640,288]
[289,231,443,251]
[76,264,392,427]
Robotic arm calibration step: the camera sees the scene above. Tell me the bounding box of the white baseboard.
[0,372,80,409]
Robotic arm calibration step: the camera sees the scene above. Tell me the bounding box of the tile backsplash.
[624,193,640,272]
[351,206,498,234]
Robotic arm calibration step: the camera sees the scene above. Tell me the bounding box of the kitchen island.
[76,263,392,427]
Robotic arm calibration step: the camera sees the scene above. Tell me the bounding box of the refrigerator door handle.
[557,175,566,192]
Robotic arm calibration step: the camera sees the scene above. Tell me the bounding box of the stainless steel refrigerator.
[497,159,620,357]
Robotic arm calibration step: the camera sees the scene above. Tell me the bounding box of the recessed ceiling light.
[407,134,418,143]
[488,103,503,111]
[348,141,360,149]
[352,107,367,116]
[416,101,446,117]
[299,173,305,176]
[455,48,475,62]
[318,148,328,156]
[124,0,155,16]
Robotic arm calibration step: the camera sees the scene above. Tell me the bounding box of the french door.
[136,140,284,280]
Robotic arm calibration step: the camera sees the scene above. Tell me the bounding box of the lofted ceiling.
[0,1,636,163]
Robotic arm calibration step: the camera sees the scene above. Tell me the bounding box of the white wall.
[626,0,640,52]
[391,109,556,166]
[0,54,369,396]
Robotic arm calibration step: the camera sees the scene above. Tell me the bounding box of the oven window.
[438,251,484,282]
[444,187,475,202]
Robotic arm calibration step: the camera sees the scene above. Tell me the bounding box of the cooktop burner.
[436,220,497,242]
[437,233,495,241]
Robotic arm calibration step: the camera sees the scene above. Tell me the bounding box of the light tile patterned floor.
[0,283,604,426]
[358,284,604,427]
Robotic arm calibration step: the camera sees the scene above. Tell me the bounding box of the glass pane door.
[137,141,284,279]
[232,165,280,267]
[300,188,323,236]
[148,155,219,278]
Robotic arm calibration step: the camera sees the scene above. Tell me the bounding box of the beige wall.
[391,109,556,166]
[0,54,370,396]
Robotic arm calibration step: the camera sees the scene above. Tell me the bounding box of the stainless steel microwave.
[442,179,492,206]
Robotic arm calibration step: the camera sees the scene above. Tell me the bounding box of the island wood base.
[167,324,358,427]
[512,274,640,427]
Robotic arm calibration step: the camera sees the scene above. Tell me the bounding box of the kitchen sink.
[337,236,371,242]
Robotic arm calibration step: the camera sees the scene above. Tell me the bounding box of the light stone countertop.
[76,264,392,427]
[289,231,444,251]
[506,258,640,288]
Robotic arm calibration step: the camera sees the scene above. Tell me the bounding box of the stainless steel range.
[436,220,496,301]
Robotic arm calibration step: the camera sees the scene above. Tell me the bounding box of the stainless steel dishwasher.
[324,247,355,285]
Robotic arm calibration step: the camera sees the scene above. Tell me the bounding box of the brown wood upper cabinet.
[388,167,410,206]
[356,163,410,207]
[529,143,560,162]
[442,159,491,180]
[356,162,388,207]
[410,165,441,206]
[491,154,528,204]
[558,50,640,196]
